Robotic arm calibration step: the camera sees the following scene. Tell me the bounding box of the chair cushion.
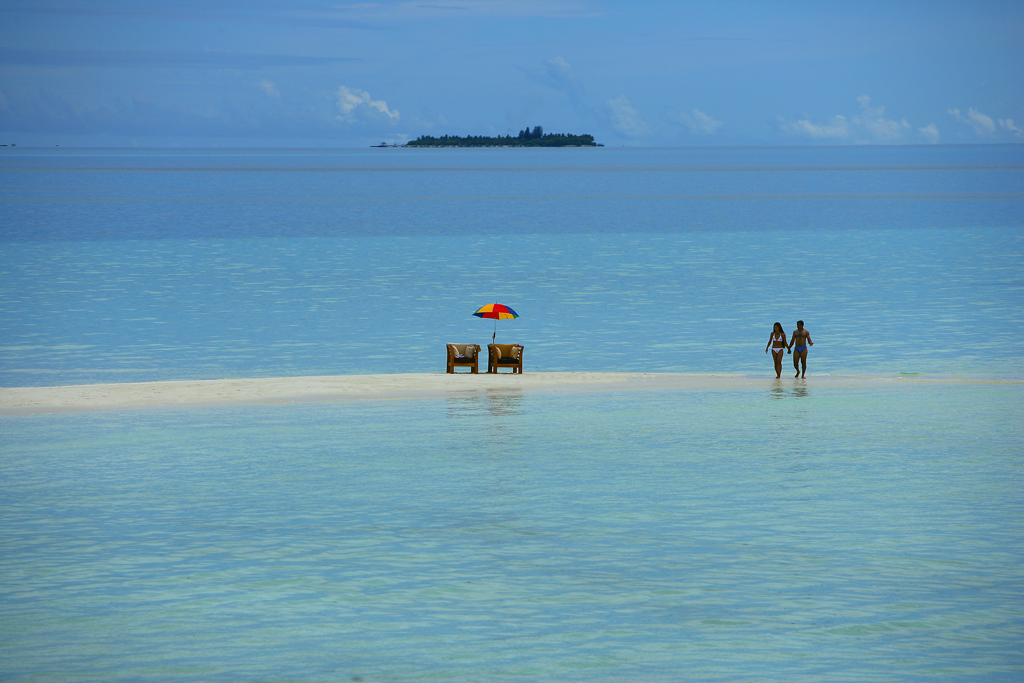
[492,344,520,358]
[451,344,476,358]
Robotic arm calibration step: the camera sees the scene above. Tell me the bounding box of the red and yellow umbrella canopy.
[474,303,518,342]
[473,303,519,320]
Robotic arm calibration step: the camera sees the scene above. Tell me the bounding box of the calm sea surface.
[1,146,1022,383]
[1,146,1022,681]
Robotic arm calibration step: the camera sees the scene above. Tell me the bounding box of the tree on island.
[404,126,600,147]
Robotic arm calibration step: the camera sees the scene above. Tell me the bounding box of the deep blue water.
[1,146,1023,681]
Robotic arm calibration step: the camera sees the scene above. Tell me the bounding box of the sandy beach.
[1,372,1017,415]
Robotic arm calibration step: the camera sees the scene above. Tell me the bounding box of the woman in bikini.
[765,321,789,378]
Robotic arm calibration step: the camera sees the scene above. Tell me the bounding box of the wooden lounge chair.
[487,344,524,374]
[447,343,481,373]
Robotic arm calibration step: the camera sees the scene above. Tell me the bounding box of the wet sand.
[1,372,1018,415]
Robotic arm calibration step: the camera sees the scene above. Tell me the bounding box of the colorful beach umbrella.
[473,303,519,343]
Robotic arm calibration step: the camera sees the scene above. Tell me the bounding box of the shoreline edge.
[2,372,1020,415]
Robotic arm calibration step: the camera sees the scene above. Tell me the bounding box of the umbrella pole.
[492,319,496,344]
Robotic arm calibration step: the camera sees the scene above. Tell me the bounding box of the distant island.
[402,126,601,148]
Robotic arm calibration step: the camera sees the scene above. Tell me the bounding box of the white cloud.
[918,123,940,143]
[521,56,589,118]
[851,95,910,141]
[948,107,996,135]
[544,57,576,88]
[999,118,1022,138]
[0,85,405,142]
[859,116,911,140]
[541,56,584,100]
[336,85,399,122]
[778,96,938,143]
[676,108,723,135]
[257,79,279,98]
[778,114,850,140]
[605,95,652,138]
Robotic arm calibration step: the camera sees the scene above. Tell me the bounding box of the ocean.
[1,146,1023,681]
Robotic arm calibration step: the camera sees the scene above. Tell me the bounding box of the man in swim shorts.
[788,320,813,378]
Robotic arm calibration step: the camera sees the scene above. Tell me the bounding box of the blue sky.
[0,0,1021,147]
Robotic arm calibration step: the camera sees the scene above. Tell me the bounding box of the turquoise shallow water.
[1,146,1023,681]
[2,383,1023,681]
[1,227,1023,385]
[1,146,1023,384]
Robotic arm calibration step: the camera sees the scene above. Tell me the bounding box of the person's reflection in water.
[766,380,810,400]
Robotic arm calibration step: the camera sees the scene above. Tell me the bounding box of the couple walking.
[765,320,814,378]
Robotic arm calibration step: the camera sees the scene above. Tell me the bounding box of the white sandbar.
[0,372,1018,415]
